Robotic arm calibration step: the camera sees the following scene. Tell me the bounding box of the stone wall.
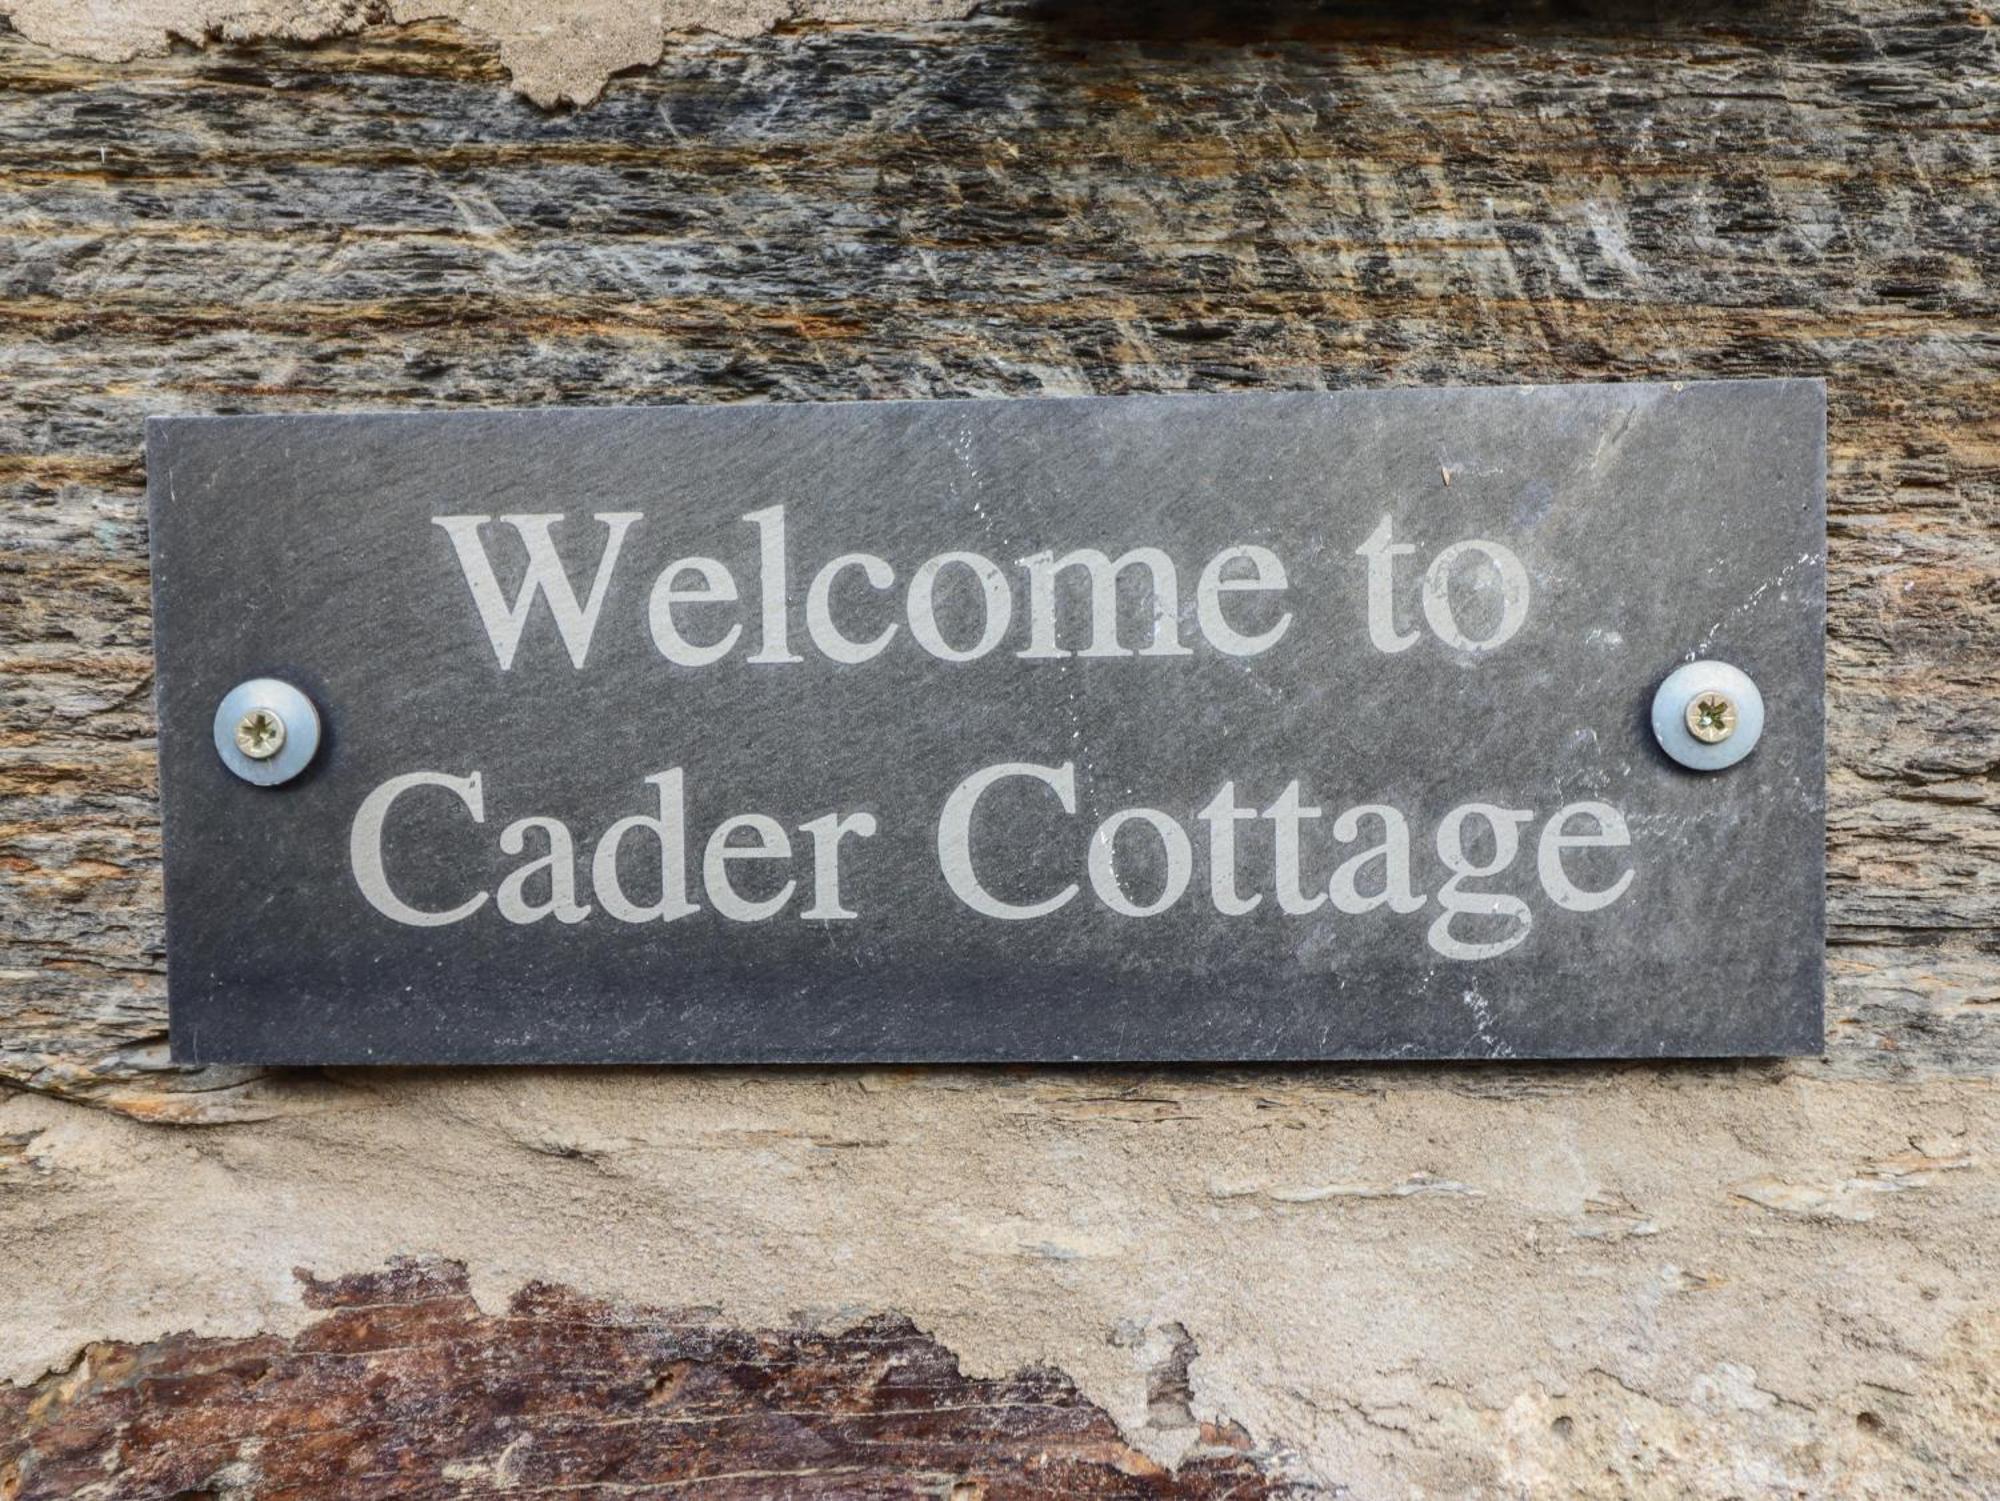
[1,4,1995,1494]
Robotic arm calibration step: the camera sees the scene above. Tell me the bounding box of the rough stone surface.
[0,0,981,106]
[1,1075,1996,1497]
[0,1258,1297,1499]
[0,3,1997,1496]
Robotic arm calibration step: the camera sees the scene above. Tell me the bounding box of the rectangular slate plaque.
[149,380,1825,1064]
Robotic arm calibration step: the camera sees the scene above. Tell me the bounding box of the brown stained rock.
[0,1259,1301,1499]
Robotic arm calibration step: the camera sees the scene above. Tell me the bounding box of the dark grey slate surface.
[148,381,1826,1064]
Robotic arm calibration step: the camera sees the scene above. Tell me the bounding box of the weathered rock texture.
[1,0,982,105]
[0,1259,1295,1498]
[0,2,1996,1496]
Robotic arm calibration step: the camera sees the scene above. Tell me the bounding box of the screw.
[1685,691,1737,744]
[234,706,287,760]
[215,679,319,786]
[1652,662,1762,772]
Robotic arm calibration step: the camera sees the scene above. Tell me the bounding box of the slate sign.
[149,381,1826,1064]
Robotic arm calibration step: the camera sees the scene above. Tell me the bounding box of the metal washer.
[213,678,321,787]
[1651,661,1763,772]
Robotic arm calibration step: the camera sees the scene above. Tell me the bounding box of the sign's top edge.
[142,377,1827,433]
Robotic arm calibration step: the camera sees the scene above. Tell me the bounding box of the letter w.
[433,513,641,670]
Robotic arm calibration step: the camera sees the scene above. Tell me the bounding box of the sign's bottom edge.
[168,1047,1829,1067]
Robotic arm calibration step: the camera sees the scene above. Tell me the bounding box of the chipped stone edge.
[0,0,984,107]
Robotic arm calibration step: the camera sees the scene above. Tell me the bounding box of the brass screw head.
[234,707,287,760]
[1685,691,1737,744]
